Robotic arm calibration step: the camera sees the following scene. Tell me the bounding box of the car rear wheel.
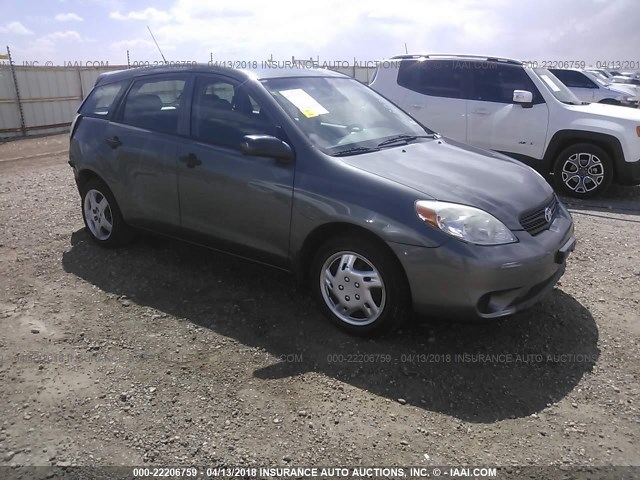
[553,143,613,199]
[310,235,409,335]
[81,178,133,247]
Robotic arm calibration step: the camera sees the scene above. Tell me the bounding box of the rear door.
[396,60,468,141]
[175,74,295,266]
[466,64,549,162]
[104,74,190,228]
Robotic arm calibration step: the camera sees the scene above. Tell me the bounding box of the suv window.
[549,70,597,89]
[397,60,466,99]
[120,76,187,134]
[191,76,276,148]
[471,64,544,104]
[79,80,128,117]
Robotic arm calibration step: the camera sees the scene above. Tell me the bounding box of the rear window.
[120,77,187,135]
[79,80,128,117]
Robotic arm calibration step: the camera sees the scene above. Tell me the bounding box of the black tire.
[310,235,410,335]
[599,99,621,106]
[553,143,613,199]
[80,178,134,248]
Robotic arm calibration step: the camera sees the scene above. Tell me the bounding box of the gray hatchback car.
[69,65,576,334]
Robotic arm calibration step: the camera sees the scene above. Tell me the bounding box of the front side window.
[263,76,432,155]
[471,64,544,104]
[190,76,276,148]
[120,76,187,134]
[80,80,128,117]
[398,60,465,99]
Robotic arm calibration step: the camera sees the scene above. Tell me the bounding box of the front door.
[176,74,295,265]
[466,64,549,162]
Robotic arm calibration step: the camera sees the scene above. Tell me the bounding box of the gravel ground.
[0,135,638,472]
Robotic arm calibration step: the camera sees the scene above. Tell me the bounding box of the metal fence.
[0,64,376,140]
[0,65,121,139]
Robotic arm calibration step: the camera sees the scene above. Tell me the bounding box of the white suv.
[370,54,640,198]
[548,68,639,107]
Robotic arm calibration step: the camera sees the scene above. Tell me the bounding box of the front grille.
[519,195,559,236]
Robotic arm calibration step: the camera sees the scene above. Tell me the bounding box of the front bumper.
[389,204,575,320]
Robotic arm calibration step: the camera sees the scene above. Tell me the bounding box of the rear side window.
[119,76,187,134]
[550,70,596,89]
[471,64,544,104]
[397,60,466,99]
[79,80,128,117]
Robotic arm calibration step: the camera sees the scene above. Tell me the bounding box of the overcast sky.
[1,0,639,67]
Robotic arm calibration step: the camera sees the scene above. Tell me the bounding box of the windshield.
[262,77,433,156]
[586,71,610,86]
[532,68,583,104]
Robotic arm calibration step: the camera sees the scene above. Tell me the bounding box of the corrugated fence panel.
[0,69,21,137]
[0,66,120,138]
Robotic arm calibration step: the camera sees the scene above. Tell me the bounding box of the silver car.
[69,65,575,334]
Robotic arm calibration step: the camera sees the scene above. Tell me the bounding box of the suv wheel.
[80,178,134,247]
[310,235,409,335]
[554,143,613,198]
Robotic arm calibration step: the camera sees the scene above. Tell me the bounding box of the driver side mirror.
[240,134,294,162]
[513,90,533,108]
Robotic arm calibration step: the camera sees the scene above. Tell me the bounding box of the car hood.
[568,101,640,120]
[340,138,553,230]
[607,84,637,97]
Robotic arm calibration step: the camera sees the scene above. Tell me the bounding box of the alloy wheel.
[320,251,386,326]
[560,152,605,194]
[83,189,113,241]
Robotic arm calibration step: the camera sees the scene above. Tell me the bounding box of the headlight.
[415,200,517,245]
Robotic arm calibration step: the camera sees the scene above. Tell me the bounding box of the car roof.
[389,53,523,66]
[95,64,349,86]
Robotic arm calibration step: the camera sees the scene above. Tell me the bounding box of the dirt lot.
[0,135,639,473]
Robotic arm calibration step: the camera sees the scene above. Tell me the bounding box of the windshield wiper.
[377,134,436,148]
[333,146,381,157]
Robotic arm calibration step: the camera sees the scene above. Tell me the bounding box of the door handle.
[411,104,423,109]
[471,109,489,115]
[179,153,202,168]
[105,136,122,149]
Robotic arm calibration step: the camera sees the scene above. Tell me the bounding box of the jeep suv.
[370,54,640,198]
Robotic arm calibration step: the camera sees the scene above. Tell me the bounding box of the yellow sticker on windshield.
[279,88,329,118]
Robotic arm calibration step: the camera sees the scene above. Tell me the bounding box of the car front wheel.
[554,143,613,198]
[311,235,409,335]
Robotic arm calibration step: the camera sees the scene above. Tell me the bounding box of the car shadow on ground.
[62,229,599,424]
[558,184,640,217]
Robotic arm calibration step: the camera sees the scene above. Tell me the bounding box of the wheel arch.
[544,130,624,181]
[76,168,108,193]
[294,222,411,296]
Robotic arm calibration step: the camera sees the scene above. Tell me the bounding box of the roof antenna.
[404,43,408,54]
[147,25,167,64]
